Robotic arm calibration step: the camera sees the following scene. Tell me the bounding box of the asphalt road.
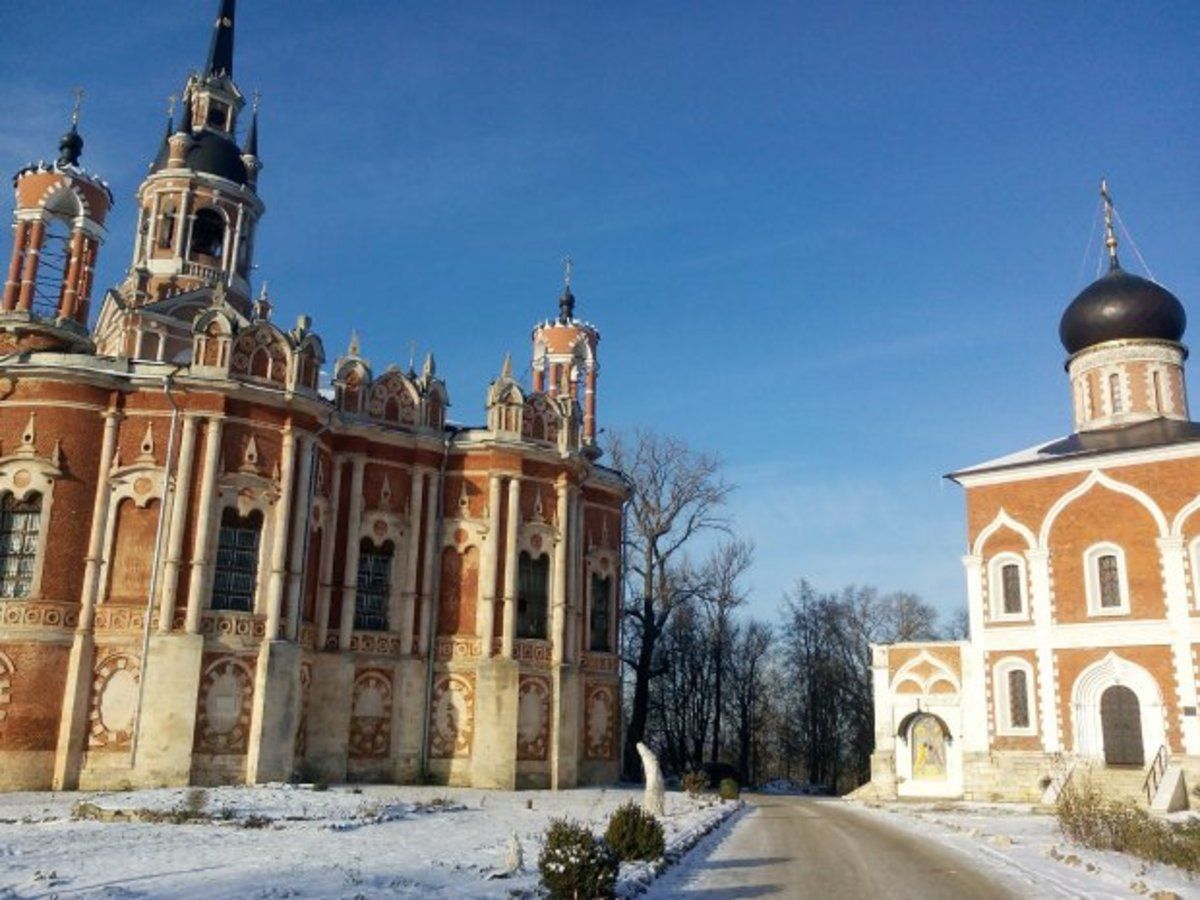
[649,794,1022,899]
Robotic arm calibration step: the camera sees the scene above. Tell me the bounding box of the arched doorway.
[1101,685,1144,767]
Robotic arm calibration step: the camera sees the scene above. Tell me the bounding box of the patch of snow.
[0,784,738,899]
[849,800,1199,899]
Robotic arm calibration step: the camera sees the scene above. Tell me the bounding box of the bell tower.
[121,0,263,312]
[0,96,112,353]
[531,259,601,450]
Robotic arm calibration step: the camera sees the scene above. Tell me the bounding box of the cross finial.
[1100,177,1120,270]
[563,254,573,288]
[408,340,416,372]
[167,94,178,118]
[70,87,85,127]
[252,89,261,114]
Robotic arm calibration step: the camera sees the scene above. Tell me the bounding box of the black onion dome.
[1059,265,1186,355]
[151,129,248,185]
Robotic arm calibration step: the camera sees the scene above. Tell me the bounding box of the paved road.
[650,795,1021,899]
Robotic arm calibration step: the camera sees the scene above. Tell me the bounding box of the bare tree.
[610,430,731,779]
[698,539,754,764]
[727,618,772,783]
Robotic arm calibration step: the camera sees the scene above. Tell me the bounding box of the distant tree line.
[613,428,963,793]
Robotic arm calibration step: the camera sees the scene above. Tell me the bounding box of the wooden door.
[1101,685,1144,767]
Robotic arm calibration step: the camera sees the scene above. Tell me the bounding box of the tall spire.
[205,0,237,80]
[244,91,259,157]
[1100,177,1120,271]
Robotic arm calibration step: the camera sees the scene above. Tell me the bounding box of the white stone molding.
[1159,536,1200,753]
[889,649,960,697]
[1037,469,1168,550]
[992,656,1037,736]
[97,446,167,606]
[355,503,406,637]
[987,551,1030,622]
[1082,542,1131,617]
[1025,549,1060,751]
[209,468,281,618]
[1168,493,1200,539]
[971,508,1036,558]
[1070,652,1165,762]
[0,414,61,600]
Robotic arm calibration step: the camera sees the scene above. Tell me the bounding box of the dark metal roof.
[949,417,1200,481]
[151,129,248,185]
[1059,265,1187,356]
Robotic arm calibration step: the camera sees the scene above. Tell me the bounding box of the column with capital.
[338,457,367,650]
[1158,537,1199,753]
[185,417,224,633]
[478,475,502,656]
[400,468,424,655]
[502,477,521,657]
[1026,548,1060,752]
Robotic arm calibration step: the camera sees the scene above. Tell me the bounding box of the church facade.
[870,187,1200,807]
[0,1,626,792]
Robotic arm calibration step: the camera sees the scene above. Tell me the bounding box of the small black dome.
[57,127,83,167]
[1059,265,1186,355]
[151,129,248,185]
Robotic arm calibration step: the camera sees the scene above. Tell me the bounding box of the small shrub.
[604,801,665,861]
[183,788,208,815]
[1056,779,1200,872]
[538,818,619,900]
[718,778,740,801]
[681,771,709,798]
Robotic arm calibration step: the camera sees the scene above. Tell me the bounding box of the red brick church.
[0,0,626,791]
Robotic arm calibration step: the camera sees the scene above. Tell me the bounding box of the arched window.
[158,205,177,249]
[355,539,393,631]
[1152,370,1164,413]
[190,208,225,260]
[987,553,1027,620]
[993,658,1035,734]
[1109,372,1123,414]
[589,573,612,652]
[517,551,550,639]
[211,508,263,612]
[1084,543,1129,616]
[0,493,42,598]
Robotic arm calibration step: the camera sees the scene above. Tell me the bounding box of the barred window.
[517,552,549,639]
[355,539,393,632]
[0,493,41,598]
[1001,563,1022,615]
[1098,554,1121,608]
[211,509,262,612]
[589,573,612,652]
[1109,373,1123,414]
[1008,669,1031,729]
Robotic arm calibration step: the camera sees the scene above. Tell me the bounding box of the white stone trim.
[0,444,60,601]
[1083,542,1131,616]
[987,552,1029,622]
[980,617,1185,650]
[1037,469,1168,550]
[992,656,1037,736]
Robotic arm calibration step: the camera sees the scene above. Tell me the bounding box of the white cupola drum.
[1060,181,1189,432]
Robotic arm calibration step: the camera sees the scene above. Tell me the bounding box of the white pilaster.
[158,414,199,631]
[315,456,343,650]
[502,477,520,658]
[338,456,366,650]
[479,474,502,656]
[400,467,424,655]
[1158,537,1200,753]
[185,416,224,633]
[961,554,990,751]
[1026,549,1060,751]
[552,479,570,664]
[265,426,296,640]
[284,434,315,641]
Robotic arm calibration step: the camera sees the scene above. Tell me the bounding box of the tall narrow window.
[1098,554,1122,608]
[0,493,41,598]
[1109,373,1123,414]
[1153,371,1164,413]
[517,552,549,639]
[211,509,262,612]
[158,206,176,249]
[355,539,393,631]
[1007,669,1031,729]
[589,573,612,652]
[1001,564,1022,615]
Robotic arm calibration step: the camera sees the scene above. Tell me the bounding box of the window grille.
[211,509,262,612]
[589,574,612,652]
[517,552,549,639]
[355,540,393,631]
[1008,669,1030,729]
[1001,563,1022,615]
[0,493,41,598]
[1098,554,1122,608]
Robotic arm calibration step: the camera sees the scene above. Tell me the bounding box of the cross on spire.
[563,254,573,288]
[1100,177,1120,271]
[70,87,84,127]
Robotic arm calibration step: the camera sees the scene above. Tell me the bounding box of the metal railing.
[1143,743,1169,804]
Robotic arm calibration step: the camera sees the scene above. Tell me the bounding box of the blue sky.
[2,2,1198,624]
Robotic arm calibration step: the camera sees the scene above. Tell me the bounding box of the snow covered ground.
[851,800,1199,899]
[0,784,736,898]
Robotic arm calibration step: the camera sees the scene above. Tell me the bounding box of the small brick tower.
[0,97,112,354]
[531,261,602,451]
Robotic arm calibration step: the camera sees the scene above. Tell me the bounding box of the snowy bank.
[0,784,737,898]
